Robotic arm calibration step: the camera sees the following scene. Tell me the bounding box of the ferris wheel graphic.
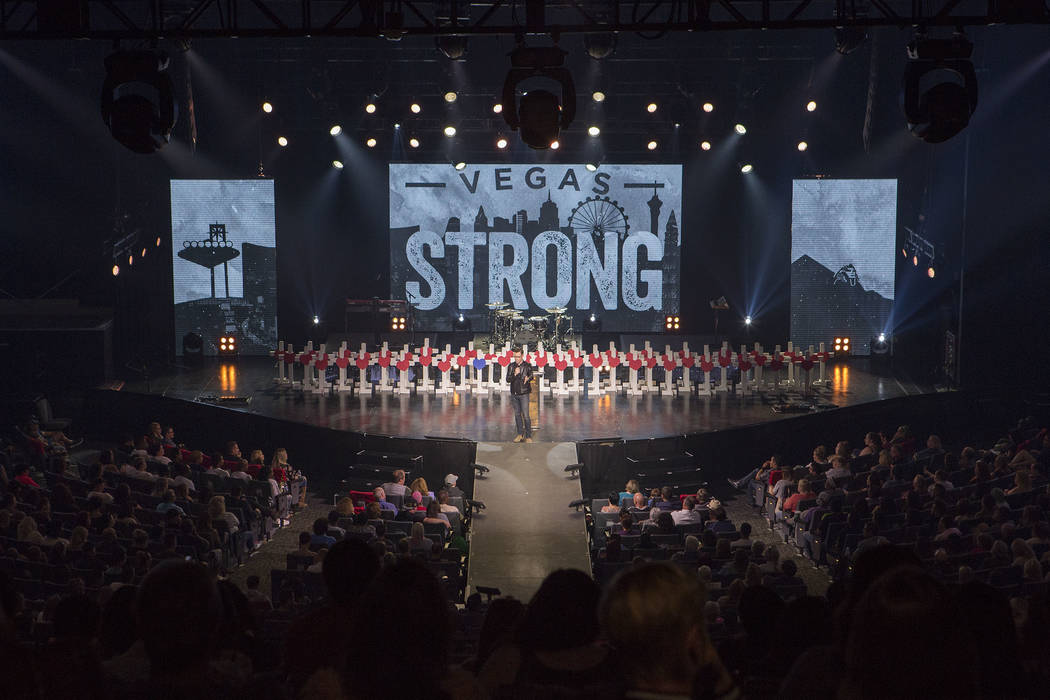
[568,196,630,242]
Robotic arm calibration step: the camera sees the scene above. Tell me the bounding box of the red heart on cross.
[355,357,369,370]
[377,355,391,368]
[572,356,585,368]
[663,359,676,372]
[466,349,477,359]
[755,354,767,366]
[535,354,548,367]
[419,354,432,366]
[497,355,511,367]
[802,359,815,371]
[589,354,603,368]
[718,355,731,368]
[682,356,695,368]
[629,359,643,371]
[646,357,658,369]
[700,361,714,373]
[396,359,410,372]
[484,353,495,361]
[456,355,469,367]
[315,357,328,370]
[607,355,621,368]
[554,359,568,371]
[299,353,312,366]
[403,352,413,363]
[624,352,634,363]
[437,360,451,372]
[739,360,752,372]
[335,356,349,369]
[284,353,296,364]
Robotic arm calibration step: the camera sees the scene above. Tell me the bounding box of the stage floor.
[119,358,932,442]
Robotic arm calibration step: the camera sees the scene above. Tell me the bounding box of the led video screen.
[389,164,682,332]
[791,179,897,356]
[171,180,277,355]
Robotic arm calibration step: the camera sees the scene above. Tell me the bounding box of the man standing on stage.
[507,348,534,443]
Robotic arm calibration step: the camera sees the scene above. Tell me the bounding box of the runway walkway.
[465,441,592,602]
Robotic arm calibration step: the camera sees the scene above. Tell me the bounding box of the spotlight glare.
[806,100,818,112]
[128,254,133,266]
[365,103,376,114]
[111,264,119,276]
[592,91,606,102]
[444,125,456,137]
[735,123,747,135]
[277,136,288,147]
[329,124,342,136]
[394,123,400,129]
[410,103,421,113]
[646,102,658,113]
[740,164,753,173]
[927,266,936,279]
[454,162,466,170]
[589,313,596,322]
[587,125,600,136]
[492,103,503,114]
[140,247,146,258]
[262,101,273,113]
[496,137,508,149]
[700,140,712,151]
[366,137,377,148]
[313,315,320,325]
[444,91,457,103]
[585,163,598,172]
[550,140,560,150]
[647,140,657,150]
[912,255,919,266]
[878,333,886,343]
[155,236,161,247]
[409,137,420,148]
[703,102,714,113]
[332,160,344,169]
[745,315,752,325]
[797,141,808,151]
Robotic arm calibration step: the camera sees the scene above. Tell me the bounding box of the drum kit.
[486,302,574,347]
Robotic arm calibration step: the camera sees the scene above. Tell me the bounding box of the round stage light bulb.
[444,91,457,103]
[454,162,466,170]
[366,137,377,148]
[277,136,288,147]
[647,140,657,150]
[701,140,712,151]
[797,141,808,151]
[589,313,596,322]
[409,137,420,148]
[927,266,936,279]
[492,103,503,114]
[585,163,598,172]
[393,123,400,129]
[496,137,508,149]
[410,103,421,113]
[878,333,886,343]
[912,255,919,266]
[444,126,456,137]
[332,160,344,169]
[646,102,658,113]
[588,125,600,136]
[745,315,752,325]
[111,264,119,276]
[703,102,714,113]
[741,164,753,173]
[365,103,376,114]
[592,91,606,102]
[807,100,818,112]
[329,125,342,136]
[550,140,560,150]
[313,315,320,325]
[735,123,747,135]
[262,102,273,113]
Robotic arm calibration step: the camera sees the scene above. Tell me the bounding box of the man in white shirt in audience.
[672,497,705,526]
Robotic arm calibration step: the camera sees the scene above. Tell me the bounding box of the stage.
[119,356,933,442]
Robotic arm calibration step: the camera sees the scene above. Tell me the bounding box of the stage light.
[277,136,288,147]
[496,137,508,149]
[878,333,886,343]
[588,125,600,136]
[735,123,747,135]
[806,100,817,112]
[454,162,466,170]
[444,125,456,137]
[332,160,344,169]
[444,91,458,103]
[452,313,471,331]
[410,103,421,114]
[835,25,868,55]
[155,236,161,247]
[585,163,598,172]
[646,102,658,113]
[584,313,601,332]
[391,315,406,331]
[550,140,560,150]
[745,315,752,326]
[584,32,617,60]
[366,137,377,148]
[501,46,576,150]
[409,137,420,148]
[436,36,468,60]
[140,247,147,258]
[100,49,177,153]
[741,164,753,173]
[492,103,503,114]
[647,140,657,151]
[365,102,376,114]
[928,266,936,278]
[329,125,342,136]
[912,255,919,266]
[111,264,119,276]
[664,315,681,331]
[590,314,596,322]
[703,102,714,113]
[797,141,809,151]
[394,123,400,129]
[262,101,273,113]
[313,315,320,325]
[218,335,238,356]
[834,335,852,357]
[872,334,890,356]
[902,248,908,257]
[128,254,133,266]
[700,141,712,151]
[592,91,606,102]
[903,33,978,143]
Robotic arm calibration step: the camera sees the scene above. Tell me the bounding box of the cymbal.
[510,309,526,315]
[529,316,547,322]
[546,306,568,314]
[495,309,516,316]
[485,302,509,309]
[510,315,525,321]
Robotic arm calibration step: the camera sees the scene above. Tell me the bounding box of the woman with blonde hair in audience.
[409,477,433,499]
[247,449,265,478]
[208,495,240,533]
[619,479,641,506]
[335,496,354,517]
[17,515,45,545]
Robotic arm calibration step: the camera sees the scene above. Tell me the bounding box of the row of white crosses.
[269,339,833,396]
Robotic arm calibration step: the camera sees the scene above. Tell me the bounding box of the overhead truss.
[0,1,1047,41]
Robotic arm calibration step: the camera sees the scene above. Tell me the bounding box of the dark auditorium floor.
[122,357,930,442]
